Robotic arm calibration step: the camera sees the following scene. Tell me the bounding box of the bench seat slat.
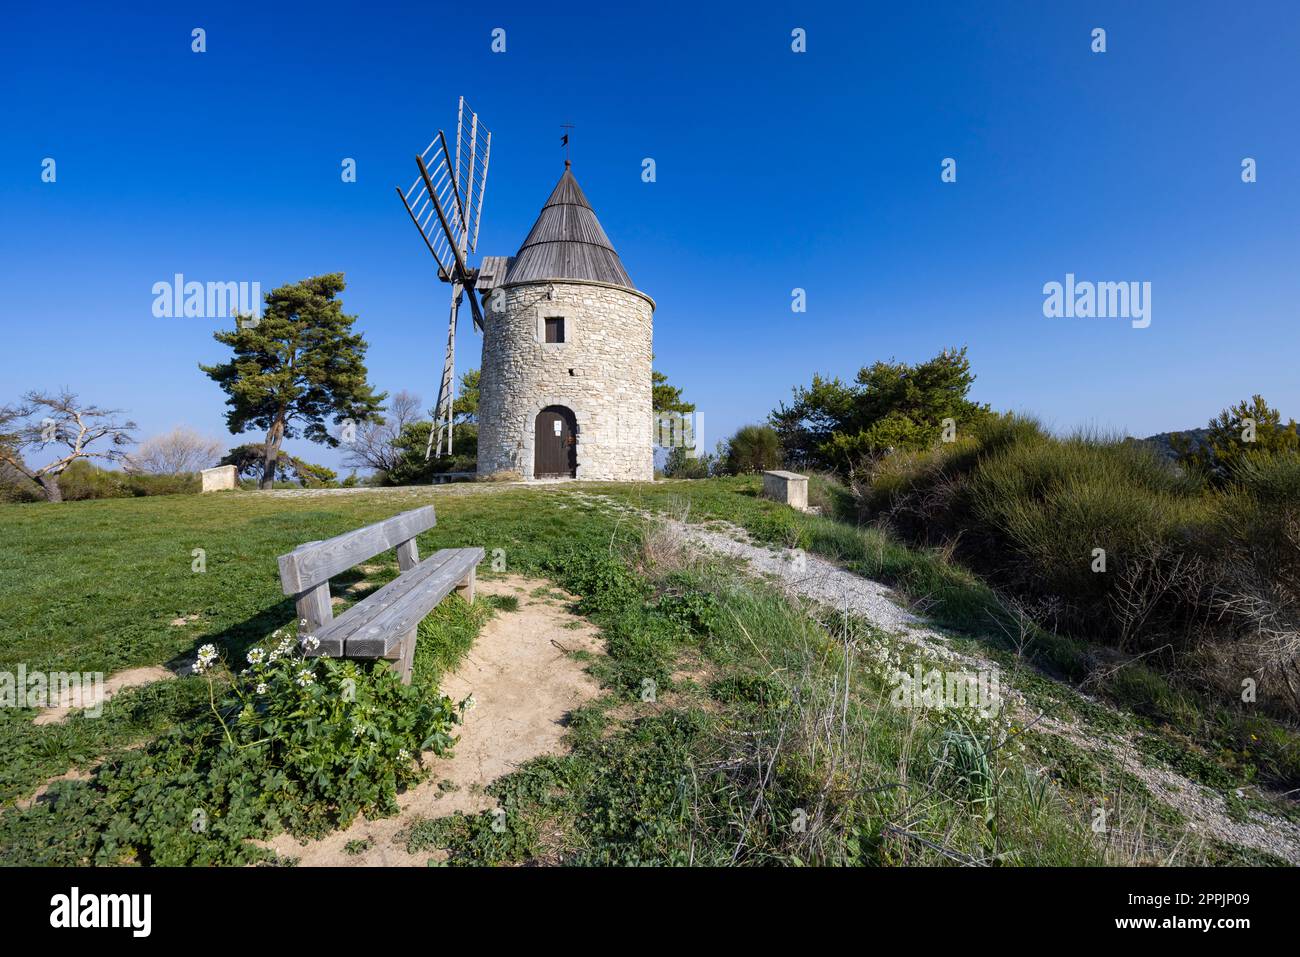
[304,547,463,656]
[306,547,484,659]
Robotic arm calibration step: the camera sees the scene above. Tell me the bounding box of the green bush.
[656,587,722,637]
[1173,395,1299,481]
[855,416,1300,688]
[662,446,713,479]
[383,422,477,484]
[0,466,43,502]
[0,627,466,865]
[962,431,1213,640]
[721,424,783,475]
[55,460,200,500]
[771,347,991,471]
[221,444,340,488]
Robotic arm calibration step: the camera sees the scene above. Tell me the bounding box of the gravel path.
[679,524,922,632]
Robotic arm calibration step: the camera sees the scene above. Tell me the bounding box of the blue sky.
[2,1,1296,472]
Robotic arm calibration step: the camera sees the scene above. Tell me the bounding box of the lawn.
[0,484,624,818]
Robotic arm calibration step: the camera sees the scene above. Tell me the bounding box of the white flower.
[195,644,219,674]
[296,669,315,687]
[256,683,268,695]
[246,647,266,665]
[352,722,367,738]
[463,694,477,712]
[397,748,411,762]
[300,635,321,652]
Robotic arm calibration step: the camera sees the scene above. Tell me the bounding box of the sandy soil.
[262,574,604,866]
[33,666,175,726]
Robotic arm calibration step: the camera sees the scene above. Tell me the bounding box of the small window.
[544,316,565,343]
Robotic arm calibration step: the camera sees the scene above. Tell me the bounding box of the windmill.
[395,97,492,461]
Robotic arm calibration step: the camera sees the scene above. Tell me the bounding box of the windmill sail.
[395,97,491,461]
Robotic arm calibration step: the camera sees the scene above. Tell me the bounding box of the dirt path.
[33,666,175,726]
[263,574,603,866]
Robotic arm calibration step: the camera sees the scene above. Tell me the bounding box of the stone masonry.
[476,279,654,481]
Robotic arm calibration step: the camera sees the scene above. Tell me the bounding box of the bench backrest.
[277,505,437,596]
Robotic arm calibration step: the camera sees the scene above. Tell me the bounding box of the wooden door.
[534,407,577,477]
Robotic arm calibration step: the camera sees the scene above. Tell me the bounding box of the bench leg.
[400,629,417,685]
[455,566,476,604]
[387,628,417,685]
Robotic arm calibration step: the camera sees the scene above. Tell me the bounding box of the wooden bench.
[276,505,483,684]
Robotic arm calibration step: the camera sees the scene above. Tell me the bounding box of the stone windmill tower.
[474,162,655,481]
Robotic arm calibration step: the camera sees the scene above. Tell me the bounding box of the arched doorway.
[534,406,578,478]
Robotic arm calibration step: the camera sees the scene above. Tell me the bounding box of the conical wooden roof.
[503,166,636,290]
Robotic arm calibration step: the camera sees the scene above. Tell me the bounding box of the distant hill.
[1138,428,1211,461]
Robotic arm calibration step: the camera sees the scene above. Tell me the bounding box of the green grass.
[485,594,520,613]
[596,477,1300,797]
[397,558,1216,866]
[0,480,1287,866]
[0,486,627,814]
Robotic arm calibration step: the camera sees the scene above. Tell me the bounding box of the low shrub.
[0,624,468,865]
[57,460,200,500]
[720,424,783,475]
[745,508,812,551]
[663,445,714,479]
[852,415,1300,724]
[656,587,722,638]
[0,464,41,503]
[382,422,477,484]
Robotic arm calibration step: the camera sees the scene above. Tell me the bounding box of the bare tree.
[0,391,136,502]
[126,425,224,475]
[342,390,423,476]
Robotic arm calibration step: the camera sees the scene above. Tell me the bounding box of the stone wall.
[477,280,654,481]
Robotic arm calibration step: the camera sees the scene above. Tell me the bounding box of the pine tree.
[200,274,385,489]
[772,347,989,471]
[1173,395,1298,481]
[652,368,695,415]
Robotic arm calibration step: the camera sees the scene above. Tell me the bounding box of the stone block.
[762,470,809,511]
[200,465,237,492]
